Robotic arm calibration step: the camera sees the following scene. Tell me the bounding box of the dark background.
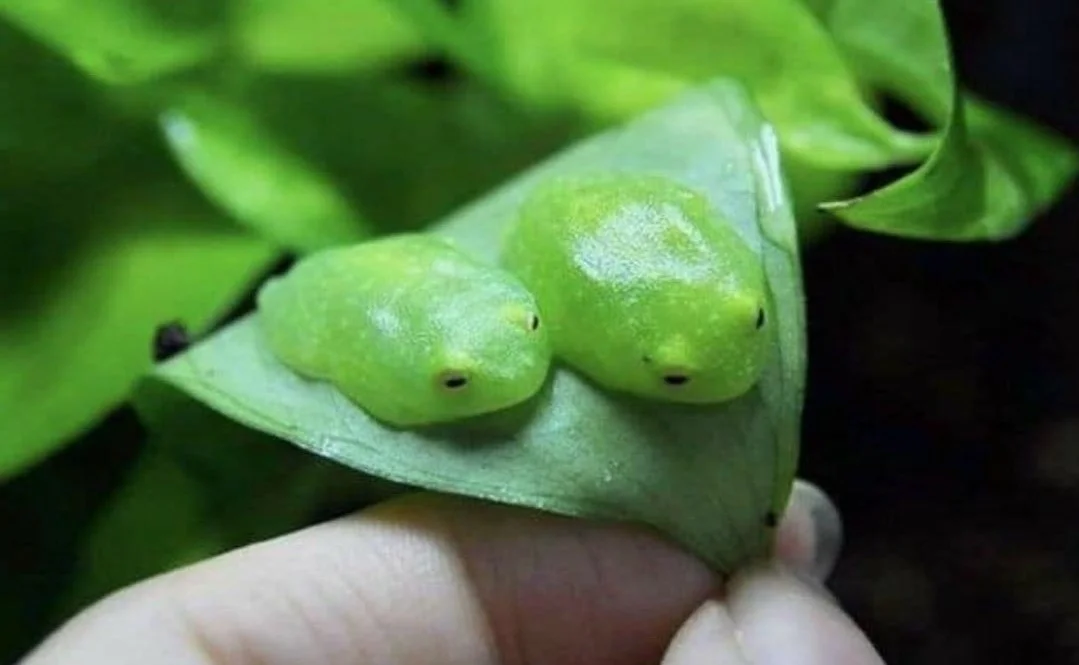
[803,0,1079,662]
[3,1,1078,663]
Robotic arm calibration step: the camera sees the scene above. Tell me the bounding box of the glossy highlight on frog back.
[257,234,552,427]
[501,174,770,403]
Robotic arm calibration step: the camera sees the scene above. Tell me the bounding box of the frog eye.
[504,305,541,332]
[437,370,470,391]
[755,306,766,330]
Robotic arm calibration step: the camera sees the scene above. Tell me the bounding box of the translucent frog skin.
[257,234,551,427]
[502,174,770,404]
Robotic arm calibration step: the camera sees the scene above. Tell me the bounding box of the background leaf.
[161,91,373,252]
[392,0,500,84]
[57,384,404,616]
[202,74,579,234]
[812,0,1079,239]
[0,22,123,190]
[0,413,141,661]
[0,169,276,480]
[140,80,806,574]
[56,450,224,613]
[459,0,933,170]
[0,0,224,84]
[234,0,426,74]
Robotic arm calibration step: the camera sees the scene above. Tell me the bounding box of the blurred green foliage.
[1,0,1075,660]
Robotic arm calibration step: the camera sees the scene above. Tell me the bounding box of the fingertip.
[775,480,843,582]
[727,564,885,665]
[660,600,752,665]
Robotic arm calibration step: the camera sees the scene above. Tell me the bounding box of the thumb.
[663,481,887,665]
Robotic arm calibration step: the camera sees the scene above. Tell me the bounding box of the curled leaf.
[141,80,806,574]
[814,0,1079,240]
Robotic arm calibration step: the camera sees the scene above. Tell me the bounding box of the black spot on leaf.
[153,321,190,362]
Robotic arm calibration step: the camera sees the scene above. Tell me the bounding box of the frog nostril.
[663,374,690,386]
[438,370,470,390]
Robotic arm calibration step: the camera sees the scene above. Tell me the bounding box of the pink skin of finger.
[22,481,881,665]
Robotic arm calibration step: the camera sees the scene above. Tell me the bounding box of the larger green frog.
[502,174,770,403]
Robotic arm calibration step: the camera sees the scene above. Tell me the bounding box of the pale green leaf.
[144,80,806,574]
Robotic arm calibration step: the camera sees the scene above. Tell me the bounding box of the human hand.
[20,480,882,665]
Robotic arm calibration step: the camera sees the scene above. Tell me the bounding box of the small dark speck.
[402,56,458,85]
[530,314,540,330]
[663,374,690,386]
[153,321,190,362]
[763,511,778,527]
[755,307,766,330]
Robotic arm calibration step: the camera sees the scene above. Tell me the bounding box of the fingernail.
[789,481,843,582]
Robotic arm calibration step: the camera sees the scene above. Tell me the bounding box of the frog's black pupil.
[444,376,468,389]
[530,314,540,330]
[755,307,766,330]
[663,374,690,386]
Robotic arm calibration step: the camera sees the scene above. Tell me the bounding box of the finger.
[660,600,752,665]
[727,564,885,665]
[662,565,885,665]
[663,484,865,665]
[24,480,839,665]
[773,480,843,582]
[23,493,719,665]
